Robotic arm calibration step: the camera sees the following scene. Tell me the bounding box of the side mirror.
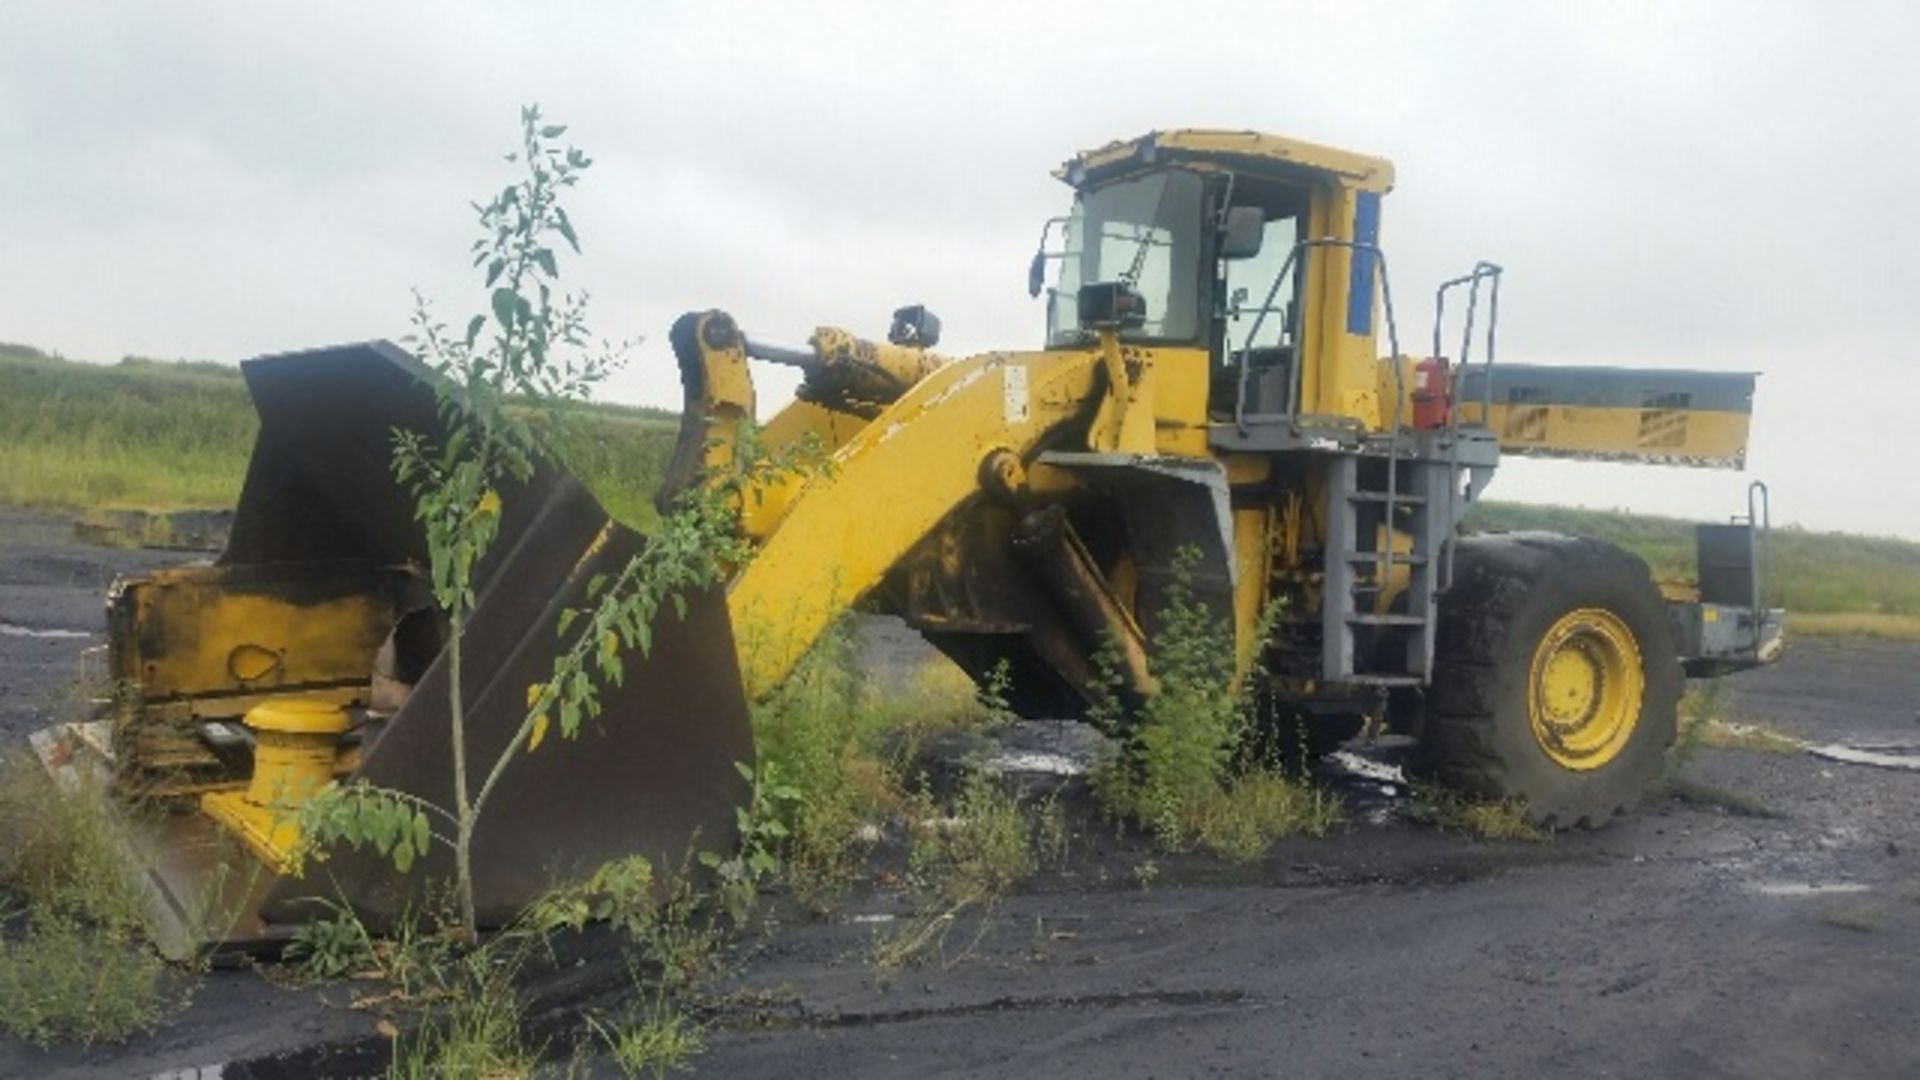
[887,304,942,348]
[1220,206,1265,260]
[1027,250,1048,299]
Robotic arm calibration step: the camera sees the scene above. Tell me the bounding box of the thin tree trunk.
[448,609,478,943]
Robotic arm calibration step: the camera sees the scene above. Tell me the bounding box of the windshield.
[1045,170,1205,347]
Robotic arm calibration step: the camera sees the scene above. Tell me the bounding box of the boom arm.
[667,310,1110,697]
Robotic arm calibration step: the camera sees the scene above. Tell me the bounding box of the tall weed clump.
[1095,550,1340,859]
[0,755,176,1046]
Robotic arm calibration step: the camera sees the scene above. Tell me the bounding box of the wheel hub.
[1528,608,1643,770]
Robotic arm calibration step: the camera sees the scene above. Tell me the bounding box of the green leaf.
[539,124,567,138]
[557,608,579,636]
[533,249,558,279]
[554,208,580,253]
[393,838,415,873]
[485,258,506,287]
[412,811,431,857]
[492,287,517,330]
[464,315,486,347]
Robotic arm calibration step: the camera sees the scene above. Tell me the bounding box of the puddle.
[983,720,1108,778]
[1327,750,1406,786]
[1749,882,1872,897]
[0,622,90,640]
[987,750,1086,776]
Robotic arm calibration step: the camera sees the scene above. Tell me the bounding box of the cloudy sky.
[3,1,1916,537]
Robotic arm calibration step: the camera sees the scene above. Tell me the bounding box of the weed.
[867,906,964,981]
[1668,678,1731,776]
[287,906,377,980]
[0,912,172,1047]
[1658,679,1783,818]
[1407,783,1546,842]
[907,770,1038,909]
[1131,859,1161,890]
[1188,772,1344,861]
[747,620,922,912]
[0,750,189,1045]
[1674,676,1800,757]
[389,978,535,1080]
[0,755,146,930]
[699,760,802,926]
[1092,552,1336,860]
[588,990,706,1079]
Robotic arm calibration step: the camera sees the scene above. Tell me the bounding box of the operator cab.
[1031,130,1395,427]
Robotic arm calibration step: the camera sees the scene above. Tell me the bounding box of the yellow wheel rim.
[1528,608,1643,770]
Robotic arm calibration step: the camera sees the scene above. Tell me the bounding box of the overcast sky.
[3,1,1916,537]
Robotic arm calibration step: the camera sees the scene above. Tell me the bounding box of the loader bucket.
[55,341,751,958]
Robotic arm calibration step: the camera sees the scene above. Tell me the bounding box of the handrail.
[1432,261,1503,434]
[1234,237,1403,438]
[1747,479,1771,622]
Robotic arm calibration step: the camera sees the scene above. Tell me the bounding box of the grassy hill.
[1466,503,1920,620]
[4,343,1916,634]
[0,343,677,527]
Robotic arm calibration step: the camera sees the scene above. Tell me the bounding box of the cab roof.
[1058,129,1395,194]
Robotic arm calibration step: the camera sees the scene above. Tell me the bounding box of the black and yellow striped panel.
[1454,364,1754,469]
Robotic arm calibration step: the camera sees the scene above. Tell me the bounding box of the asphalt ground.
[0,508,1914,1079]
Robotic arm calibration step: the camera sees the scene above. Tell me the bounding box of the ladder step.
[1347,614,1427,627]
[1349,491,1426,505]
[1346,674,1427,687]
[1346,551,1427,565]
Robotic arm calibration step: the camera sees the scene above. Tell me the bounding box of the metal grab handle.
[1432,261,1503,433]
[1234,236,1403,437]
[1747,479,1771,620]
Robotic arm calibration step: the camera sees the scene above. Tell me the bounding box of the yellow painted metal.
[1087,333,1160,453]
[1062,129,1395,193]
[1230,507,1271,679]
[200,699,349,870]
[114,569,400,704]
[1147,346,1211,457]
[1458,401,1751,468]
[1300,183,1386,428]
[1528,609,1644,771]
[688,314,757,481]
[810,326,947,398]
[242,697,355,737]
[726,348,1104,697]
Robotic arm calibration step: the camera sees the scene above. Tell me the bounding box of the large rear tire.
[1421,534,1680,829]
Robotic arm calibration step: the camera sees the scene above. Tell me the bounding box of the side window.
[1224,214,1300,352]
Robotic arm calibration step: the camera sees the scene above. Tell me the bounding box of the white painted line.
[0,622,89,639]
[1749,882,1872,897]
[1807,744,1920,773]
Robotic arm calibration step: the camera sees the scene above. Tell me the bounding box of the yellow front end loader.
[42,130,1782,955]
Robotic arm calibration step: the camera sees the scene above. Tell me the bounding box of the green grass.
[1468,502,1920,617]
[0,342,678,529]
[0,754,181,1046]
